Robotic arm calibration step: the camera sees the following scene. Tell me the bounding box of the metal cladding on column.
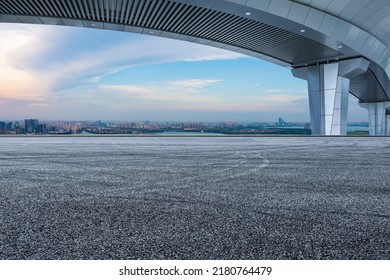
[292,58,370,135]
[387,109,390,135]
[359,102,390,135]
[307,63,348,135]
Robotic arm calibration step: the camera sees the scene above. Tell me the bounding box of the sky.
[0,23,368,123]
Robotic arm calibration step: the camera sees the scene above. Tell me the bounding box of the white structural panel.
[360,102,390,136]
[293,58,370,135]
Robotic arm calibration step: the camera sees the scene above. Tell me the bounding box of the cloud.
[66,79,307,114]
[27,103,52,107]
[265,89,289,93]
[0,23,246,103]
[168,79,223,89]
[100,85,153,95]
[260,95,306,103]
[48,39,241,92]
[0,24,312,121]
[0,24,59,101]
[97,79,222,103]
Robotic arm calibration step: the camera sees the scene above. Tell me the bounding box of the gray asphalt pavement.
[0,136,389,259]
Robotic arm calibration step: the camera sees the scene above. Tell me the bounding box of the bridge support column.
[387,110,390,135]
[292,58,369,135]
[359,102,390,135]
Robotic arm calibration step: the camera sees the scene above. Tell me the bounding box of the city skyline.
[0,117,369,136]
[0,23,368,122]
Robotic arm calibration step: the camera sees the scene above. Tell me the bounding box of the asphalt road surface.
[1,136,389,259]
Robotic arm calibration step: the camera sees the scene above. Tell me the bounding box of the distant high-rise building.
[25,119,38,133]
[37,124,47,134]
[7,122,13,132]
[0,122,6,134]
[95,120,106,127]
[14,122,22,134]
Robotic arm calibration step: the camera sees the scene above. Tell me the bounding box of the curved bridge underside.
[1,0,390,134]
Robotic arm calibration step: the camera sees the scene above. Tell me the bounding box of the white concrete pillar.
[359,102,390,135]
[292,58,370,135]
[304,63,349,135]
[386,110,390,135]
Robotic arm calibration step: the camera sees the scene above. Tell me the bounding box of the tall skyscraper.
[0,122,6,134]
[15,122,22,134]
[37,124,47,134]
[25,119,39,133]
[6,122,13,132]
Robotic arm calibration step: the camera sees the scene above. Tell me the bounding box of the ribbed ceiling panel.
[0,0,342,65]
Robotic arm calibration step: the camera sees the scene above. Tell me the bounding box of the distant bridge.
[1,0,390,135]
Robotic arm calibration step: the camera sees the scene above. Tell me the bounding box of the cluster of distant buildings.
[0,119,47,135]
[0,118,313,135]
[0,119,83,135]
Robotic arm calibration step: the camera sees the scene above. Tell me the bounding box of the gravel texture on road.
[0,136,389,259]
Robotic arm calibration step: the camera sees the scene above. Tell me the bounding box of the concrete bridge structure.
[1,0,390,135]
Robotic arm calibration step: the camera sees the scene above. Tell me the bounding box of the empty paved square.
[0,136,389,259]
